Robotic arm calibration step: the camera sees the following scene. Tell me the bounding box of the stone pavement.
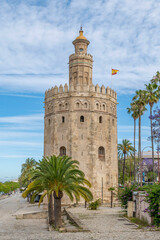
[0,194,159,240]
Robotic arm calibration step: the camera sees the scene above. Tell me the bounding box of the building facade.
[44,28,118,202]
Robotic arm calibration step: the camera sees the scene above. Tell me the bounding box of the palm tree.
[151,71,160,85]
[132,90,147,185]
[127,104,139,182]
[22,155,93,228]
[20,158,37,201]
[118,139,135,185]
[21,158,37,173]
[144,83,160,181]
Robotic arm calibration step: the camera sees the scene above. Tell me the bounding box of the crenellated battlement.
[45,83,117,99]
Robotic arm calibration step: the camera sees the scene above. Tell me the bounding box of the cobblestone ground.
[0,194,159,240]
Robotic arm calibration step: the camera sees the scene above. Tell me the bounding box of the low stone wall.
[133,192,153,225]
[16,211,48,219]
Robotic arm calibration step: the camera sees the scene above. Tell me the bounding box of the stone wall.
[133,192,153,225]
[44,84,118,202]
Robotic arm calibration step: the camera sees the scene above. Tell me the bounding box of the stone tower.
[44,28,118,202]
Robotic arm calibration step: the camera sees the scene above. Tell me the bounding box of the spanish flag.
[112,69,119,75]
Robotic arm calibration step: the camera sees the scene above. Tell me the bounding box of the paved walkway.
[0,194,159,240]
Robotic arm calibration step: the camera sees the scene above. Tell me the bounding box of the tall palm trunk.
[123,153,126,185]
[48,194,54,225]
[158,144,160,183]
[54,191,63,228]
[138,114,142,186]
[150,105,155,181]
[134,118,136,182]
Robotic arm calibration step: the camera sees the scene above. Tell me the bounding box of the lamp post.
[140,146,152,186]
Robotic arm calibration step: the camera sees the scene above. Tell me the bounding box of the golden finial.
[76,25,87,40]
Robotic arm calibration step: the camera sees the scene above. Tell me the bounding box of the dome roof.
[76,29,87,40]
[72,27,90,46]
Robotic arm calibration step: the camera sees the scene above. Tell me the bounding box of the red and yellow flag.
[112,69,119,75]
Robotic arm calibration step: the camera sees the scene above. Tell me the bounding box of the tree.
[150,107,160,182]
[0,181,19,194]
[21,158,37,174]
[144,83,160,181]
[151,71,160,85]
[127,104,139,182]
[19,158,37,201]
[142,158,158,182]
[132,90,147,185]
[22,155,93,228]
[20,158,37,184]
[118,139,135,185]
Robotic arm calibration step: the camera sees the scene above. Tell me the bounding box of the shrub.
[88,199,101,210]
[118,185,137,209]
[145,183,160,227]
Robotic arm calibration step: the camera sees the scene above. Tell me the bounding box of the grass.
[121,214,160,231]
[122,214,149,229]
[128,217,149,228]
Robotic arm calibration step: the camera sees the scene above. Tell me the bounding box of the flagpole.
[111,67,112,89]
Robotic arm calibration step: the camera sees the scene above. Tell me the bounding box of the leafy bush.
[118,185,137,209]
[145,183,160,227]
[88,199,101,210]
[0,181,19,194]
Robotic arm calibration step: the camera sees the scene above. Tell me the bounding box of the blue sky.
[0,0,160,181]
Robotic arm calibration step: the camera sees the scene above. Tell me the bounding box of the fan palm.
[144,83,160,180]
[132,90,147,185]
[22,155,93,228]
[118,139,135,185]
[127,104,139,182]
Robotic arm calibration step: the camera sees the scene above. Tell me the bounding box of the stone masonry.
[44,28,118,202]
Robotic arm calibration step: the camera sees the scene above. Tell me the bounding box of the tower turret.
[69,27,93,87]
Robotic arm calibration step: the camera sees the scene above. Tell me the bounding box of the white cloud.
[0,155,42,159]
[0,92,43,98]
[118,125,150,134]
[0,113,43,124]
[0,131,43,139]
[0,140,42,147]
[0,0,159,93]
[0,114,44,159]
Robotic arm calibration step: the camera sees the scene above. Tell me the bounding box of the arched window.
[96,103,99,109]
[60,146,66,156]
[65,103,68,109]
[48,119,50,125]
[80,116,84,122]
[99,116,102,123]
[84,103,87,108]
[98,147,105,160]
[76,102,80,108]
[59,104,62,110]
[62,116,65,123]
[112,119,114,126]
[102,104,105,111]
